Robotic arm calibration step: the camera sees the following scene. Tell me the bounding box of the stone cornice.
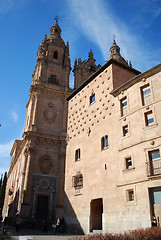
[23,130,66,142]
[111,62,161,97]
[30,84,71,98]
[8,138,27,178]
[119,135,161,152]
[10,140,22,156]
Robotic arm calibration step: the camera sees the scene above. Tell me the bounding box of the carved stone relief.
[43,102,57,124]
[39,154,53,174]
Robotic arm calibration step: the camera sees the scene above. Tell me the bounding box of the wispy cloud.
[11,111,19,123]
[68,0,159,71]
[0,0,26,15]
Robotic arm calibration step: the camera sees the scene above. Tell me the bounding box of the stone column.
[31,92,38,131]
[23,145,34,205]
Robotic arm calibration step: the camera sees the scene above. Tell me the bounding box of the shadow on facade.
[64,192,84,235]
[7,189,20,224]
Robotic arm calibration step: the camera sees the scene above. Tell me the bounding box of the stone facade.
[64,41,161,233]
[3,21,161,234]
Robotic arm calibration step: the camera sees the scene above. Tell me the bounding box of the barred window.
[72,172,83,189]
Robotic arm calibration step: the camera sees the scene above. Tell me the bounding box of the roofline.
[10,140,22,156]
[67,59,140,101]
[111,62,161,97]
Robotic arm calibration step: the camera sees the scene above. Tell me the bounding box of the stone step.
[92,230,103,234]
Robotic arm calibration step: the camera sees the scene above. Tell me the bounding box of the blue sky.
[0,0,161,175]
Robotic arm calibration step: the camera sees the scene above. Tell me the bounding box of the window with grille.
[72,172,83,189]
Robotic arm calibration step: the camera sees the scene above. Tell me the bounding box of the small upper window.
[126,189,134,202]
[125,157,133,169]
[89,66,95,71]
[120,97,128,116]
[145,110,154,126]
[53,51,58,59]
[123,124,128,137]
[75,148,81,161]
[90,93,95,105]
[101,135,108,150]
[141,84,151,106]
[48,75,58,84]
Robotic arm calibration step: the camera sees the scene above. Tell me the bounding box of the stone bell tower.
[73,49,101,89]
[21,19,71,220]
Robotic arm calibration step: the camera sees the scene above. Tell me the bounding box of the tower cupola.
[49,19,61,40]
[108,39,128,66]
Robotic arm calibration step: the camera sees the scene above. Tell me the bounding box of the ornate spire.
[108,39,128,66]
[49,19,61,39]
[88,49,94,60]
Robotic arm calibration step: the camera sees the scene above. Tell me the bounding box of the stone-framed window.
[72,172,83,189]
[120,97,128,116]
[101,135,108,150]
[148,149,161,176]
[141,84,151,106]
[123,124,128,137]
[126,189,134,202]
[125,156,133,169]
[144,110,154,126]
[75,148,81,161]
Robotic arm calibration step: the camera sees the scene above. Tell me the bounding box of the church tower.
[73,49,101,89]
[22,19,71,219]
[3,20,71,221]
[2,20,100,223]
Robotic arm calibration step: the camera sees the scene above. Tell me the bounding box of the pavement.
[1,226,79,240]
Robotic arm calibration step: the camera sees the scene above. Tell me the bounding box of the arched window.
[53,51,58,59]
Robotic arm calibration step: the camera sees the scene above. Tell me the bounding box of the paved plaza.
[1,226,78,240]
